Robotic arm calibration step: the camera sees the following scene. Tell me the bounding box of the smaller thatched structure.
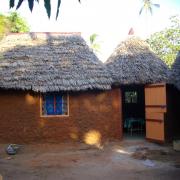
[105,36,169,85]
[170,51,180,90]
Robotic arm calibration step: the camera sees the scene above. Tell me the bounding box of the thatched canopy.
[0,32,112,92]
[105,36,169,85]
[170,51,180,90]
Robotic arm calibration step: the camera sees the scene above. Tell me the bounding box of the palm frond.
[16,0,24,10]
[28,0,34,11]
[56,0,61,20]
[153,3,160,8]
[90,34,98,44]
[139,7,144,15]
[44,0,51,19]
[149,6,153,15]
[9,0,15,8]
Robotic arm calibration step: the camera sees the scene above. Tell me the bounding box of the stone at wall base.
[173,140,180,151]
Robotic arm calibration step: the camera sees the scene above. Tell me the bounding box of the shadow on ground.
[0,140,180,180]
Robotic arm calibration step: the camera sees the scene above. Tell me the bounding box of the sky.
[0,0,180,61]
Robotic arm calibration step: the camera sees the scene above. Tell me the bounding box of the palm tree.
[139,0,160,16]
[89,33,101,53]
[127,1,160,36]
[138,0,160,36]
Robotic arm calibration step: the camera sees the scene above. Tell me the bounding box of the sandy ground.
[0,139,180,180]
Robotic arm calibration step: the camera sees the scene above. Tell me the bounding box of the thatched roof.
[0,32,112,92]
[105,36,169,85]
[170,51,180,90]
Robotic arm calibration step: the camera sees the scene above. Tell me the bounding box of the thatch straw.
[0,33,112,92]
[105,36,169,85]
[170,51,180,90]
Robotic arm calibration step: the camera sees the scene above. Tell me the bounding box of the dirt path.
[0,140,180,180]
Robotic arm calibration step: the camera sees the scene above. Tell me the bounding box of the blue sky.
[0,0,180,61]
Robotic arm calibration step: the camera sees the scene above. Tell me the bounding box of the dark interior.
[166,85,180,140]
[121,85,145,137]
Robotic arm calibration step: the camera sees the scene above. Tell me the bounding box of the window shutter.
[45,94,54,115]
[55,95,63,115]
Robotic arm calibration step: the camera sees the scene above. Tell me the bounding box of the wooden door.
[145,83,167,142]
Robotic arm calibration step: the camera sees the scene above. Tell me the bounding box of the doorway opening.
[122,85,146,139]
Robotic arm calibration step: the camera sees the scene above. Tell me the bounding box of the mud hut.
[0,32,121,144]
[105,36,176,143]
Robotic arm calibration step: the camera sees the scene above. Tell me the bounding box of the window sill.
[40,114,69,118]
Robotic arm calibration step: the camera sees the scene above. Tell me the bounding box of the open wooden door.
[145,83,167,143]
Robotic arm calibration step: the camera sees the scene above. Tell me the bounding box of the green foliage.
[7,12,30,33]
[0,12,29,39]
[9,0,81,19]
[89,34,101,53]
[90,34,98,44]
[0,14,10,39]
[147,15,180,67]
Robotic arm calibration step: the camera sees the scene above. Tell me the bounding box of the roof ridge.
[7,32,81,36]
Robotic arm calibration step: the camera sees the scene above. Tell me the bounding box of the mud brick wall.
[0,88,122,144]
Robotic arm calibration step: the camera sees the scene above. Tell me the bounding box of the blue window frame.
[42,93,68,116]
